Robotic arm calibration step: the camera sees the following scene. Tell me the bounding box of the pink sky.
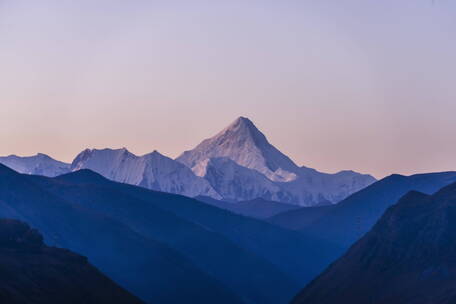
[1,0,455,178]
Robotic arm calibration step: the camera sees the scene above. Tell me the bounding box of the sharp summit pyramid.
[0,117,376,206]
[177,117,300,182]
[177,117,376,206]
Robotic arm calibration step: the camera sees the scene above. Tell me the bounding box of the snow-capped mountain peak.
[218,116,270,148]
[177,117,299,182]
[196,157,289,202]
[0,153,70,177]
[0,117,377,206]
[71,148,222,199]
[176,117,376,205]
[71,148,138,183]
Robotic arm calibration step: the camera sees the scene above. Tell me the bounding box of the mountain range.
[0,153,70,177]
[12,166,453,304]
[71,148,221,199]
[269,171,456,248]
[0,164,341,303]
[2,124,456,302]
[0,117,376,206]
[257,171,456,301]
[292,181,456,304]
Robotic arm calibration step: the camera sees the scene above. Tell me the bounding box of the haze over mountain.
[270,172,456,248]
[0,164,241,304]
[263,171,456,291]
[0,219,142,304]
[293,182,456,304]
[3,2,455,303]
[0,164,342,303]
[196,196,300,220]
[48,170,304,304]
[0,117,375,206]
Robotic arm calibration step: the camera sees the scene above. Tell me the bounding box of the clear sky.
[1,0,455,178]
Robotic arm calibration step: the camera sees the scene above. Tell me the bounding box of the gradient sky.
[1,0,455,178]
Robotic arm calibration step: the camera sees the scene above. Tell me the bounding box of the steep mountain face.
[0,164,241,304]
[276,168,377,206]
[270,172,456,248]
[177,117,376,206]
[77,172,341,289]
[50,169,340,303]
[195,157,290,202]
[71,148,221,199]
[35,169,302,304]
[177,117,301,182]
[0,153,70,177]
[0,164,340,304]
[293,183,456,304]
[0,219,142,304]
[266,172,456,293]
[0,117,375,206]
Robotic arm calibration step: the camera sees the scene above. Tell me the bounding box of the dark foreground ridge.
[292,182,456,304]
[0,219,142,304]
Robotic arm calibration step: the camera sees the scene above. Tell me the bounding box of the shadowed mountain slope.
[0,219,142,304]
[196,196,300,219]
[177,117,376,206]
[33,169,300,304]
[52,169,340,300]
[268,204,333,230]
[293,182,456,304]
[0,117,375,206]
[0,164,241,304]
[270,172,456,249]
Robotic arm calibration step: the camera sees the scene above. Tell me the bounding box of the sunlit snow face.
[1,0,456,178]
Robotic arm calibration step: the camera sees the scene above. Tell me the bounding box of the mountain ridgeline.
[0,164,242,304]
[0,219,141,304]
[266,172,456,289]
[0,164,341,303]
[293,182,456,304]
[0,153,70,177]
[269,172,456,248]
[0,117,376,206]
[2,121,456,303]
